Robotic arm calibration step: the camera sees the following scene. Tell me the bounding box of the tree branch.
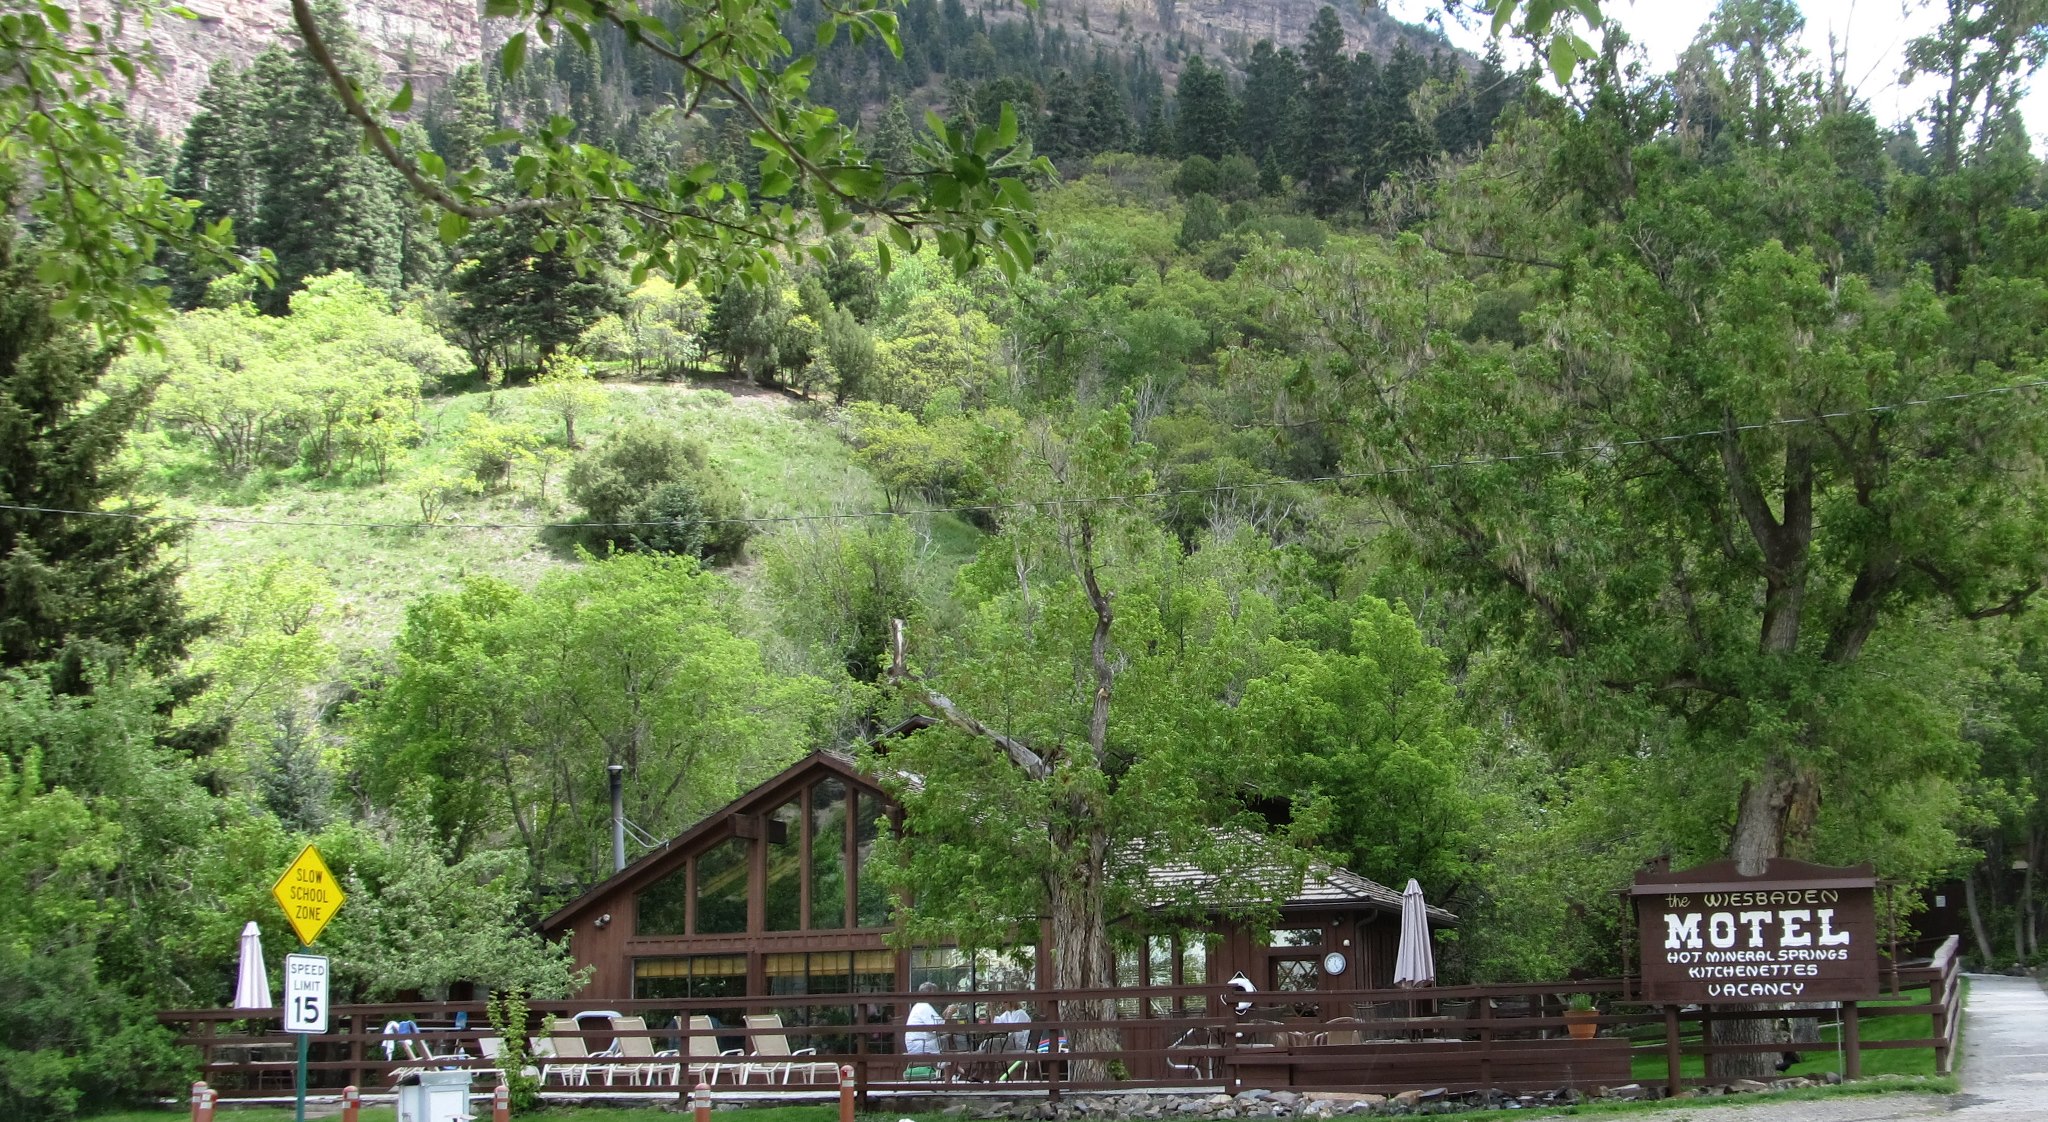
[289,0,549,222]
[887,618,1051,780]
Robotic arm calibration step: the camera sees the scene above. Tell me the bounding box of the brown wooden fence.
[159,937,1960,1102]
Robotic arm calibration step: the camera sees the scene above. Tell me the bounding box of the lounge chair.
[540,1031,592,1086]
[602,1016,679,1086]
[476,1036,529,1081]
[380,1021,426,1082]
[739,1013,839,1085]
[684,1015,744,1085]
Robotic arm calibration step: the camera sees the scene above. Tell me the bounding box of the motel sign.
[1632,858,1880,1004]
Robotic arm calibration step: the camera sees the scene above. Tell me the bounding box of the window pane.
[810,779,848,930]
[1273,958,1320,991]
[854,792,889,927]
[766,799,802,931]
[694,837,749,934]
[1147,935,1175,1017]
[1181,938,1208,1015]
[635,866,689,936]
[1115,944,1141,1017]
[1269,927,1323,948]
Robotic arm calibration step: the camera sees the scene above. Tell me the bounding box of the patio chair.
[1231,1019,1287,1048]
[1165,1025,1217,1079]
[1318,1016,1368,1046]
[602,1016,680,1086]
[684,1015,744,1085]
[380,1021,426,1082]
[540,1031,593,1086]
[740,1013,839,1085]
[476,1037,531,1081]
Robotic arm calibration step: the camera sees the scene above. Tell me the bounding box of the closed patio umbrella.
[1392,879,1436,988]
[232,921,272,1009]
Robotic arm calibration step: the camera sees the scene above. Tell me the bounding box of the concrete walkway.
[1949,971,2048,1118]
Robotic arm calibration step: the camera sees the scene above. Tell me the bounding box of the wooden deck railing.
[158,942,1964,1102]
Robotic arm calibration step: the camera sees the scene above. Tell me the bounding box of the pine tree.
[0,232,197,688]
[450,203,628,379]
[430,63,498,174]
[168,61,261,307]
[1081,67,1132,153]
[870,97,919,171]
[1292,5,1352,213]
[1041,70,1086,160]
[1238,40,1302,163]
[1173,55,1235,161]
[247,0,407,312]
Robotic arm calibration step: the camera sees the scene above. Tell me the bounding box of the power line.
[2,377,2042,532]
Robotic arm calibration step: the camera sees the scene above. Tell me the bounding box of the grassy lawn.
[1625,982,1957,1083]
[89,1107,950,1122]
[139,381,907,648]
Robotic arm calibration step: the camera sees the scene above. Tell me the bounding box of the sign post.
[272,846,346,1122]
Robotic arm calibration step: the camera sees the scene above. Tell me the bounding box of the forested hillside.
[4,0,2048,1117]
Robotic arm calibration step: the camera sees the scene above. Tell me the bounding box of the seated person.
[906,982,945,1055]
[993,1001,1031,1050]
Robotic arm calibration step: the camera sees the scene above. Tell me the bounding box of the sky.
[1384,0,2048,148]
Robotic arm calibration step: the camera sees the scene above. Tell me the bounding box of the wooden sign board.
[1632,858,1879,1004]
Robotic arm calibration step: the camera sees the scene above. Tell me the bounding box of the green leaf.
[1547,31,1580,85]
[501,31,528,81]
[388,81,414,114]
[437,210,470,243]
[996,103,1018,148]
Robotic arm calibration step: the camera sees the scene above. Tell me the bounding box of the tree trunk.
[1047,817,1116,1083]
[1965,870,1998,969]
[1711,752,1820,1079]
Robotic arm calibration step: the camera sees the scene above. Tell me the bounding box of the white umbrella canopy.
[1392,879,1437,989]
[232,921,272,1009]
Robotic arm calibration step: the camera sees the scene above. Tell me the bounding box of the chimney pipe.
[609,764,626,873]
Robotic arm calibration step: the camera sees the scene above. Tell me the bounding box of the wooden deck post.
[1841,1002,1860,1080]
[1663,1005,1682,1098]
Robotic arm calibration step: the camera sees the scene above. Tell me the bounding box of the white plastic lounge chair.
[740,1013,839,1085]
[601,1016,678,1086]
[685,1015,744,1085]
[540,1031,592,1086]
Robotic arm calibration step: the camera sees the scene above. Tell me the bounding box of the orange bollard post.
[190,1082,217,1122]
[838,1065,855,1122]
[694,1081,712,1122]
[493,1083,511,1122]
[340,1085,361,1122]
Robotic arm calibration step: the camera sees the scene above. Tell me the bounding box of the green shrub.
[566,423,750,562]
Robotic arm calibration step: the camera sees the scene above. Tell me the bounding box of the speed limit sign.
[283,953,329,1034]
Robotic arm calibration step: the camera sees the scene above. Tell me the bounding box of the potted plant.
[1562,994,1599,1040]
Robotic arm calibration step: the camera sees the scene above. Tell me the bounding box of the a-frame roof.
[540,749,885,933]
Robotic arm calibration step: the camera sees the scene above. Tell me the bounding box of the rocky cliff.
[111,0,1449,136]
[96,0,483,135]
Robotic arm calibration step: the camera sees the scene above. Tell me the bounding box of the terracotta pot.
[1563,1008,1599,1040]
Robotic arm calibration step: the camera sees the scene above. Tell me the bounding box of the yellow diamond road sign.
[272,844,345,946]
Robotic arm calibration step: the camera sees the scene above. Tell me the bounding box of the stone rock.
[1304,1093,1385,1105]
[1416,1089,1446,1103]
[1823,1071,1844,1085]
[1391,1090,1423,1107]
[1607,1084,1648,1101]
[1728,1079,1770,1093]
[1270,1092,1301,1105]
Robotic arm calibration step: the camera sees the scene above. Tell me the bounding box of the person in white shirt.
[906,982,945,1055]
[993,1001,1031,1051]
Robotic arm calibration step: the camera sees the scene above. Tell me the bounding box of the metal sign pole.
[296,1033,310,1122]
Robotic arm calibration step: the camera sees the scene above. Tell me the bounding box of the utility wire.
[2,378,2042,532]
